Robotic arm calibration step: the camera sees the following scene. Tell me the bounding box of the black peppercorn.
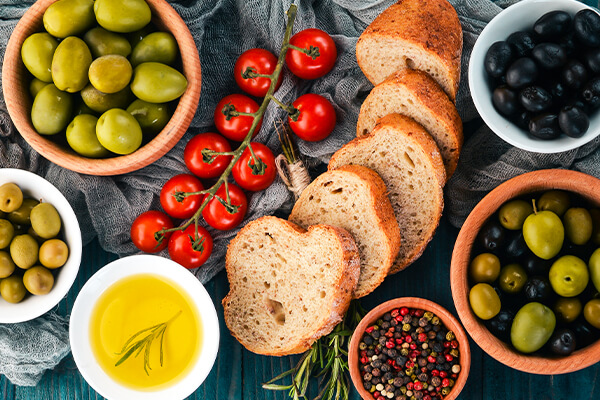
[383,312,392,321]
[367,349,375,357]
[396,356,407,365]
[379,336,387,345]
[371,376,381,385]
[372,330,380,339]
[372,359,382,369]
[394,331,402,338]
[431,376,441,387]
[363,372,373,381]
[379,354,388,362]
[403,315,412,324]
[381,363,391,373]
[364,335,374,345]
[393,377,403,387]
[363,381,372,390]
[390,318,398,327]
[383,372,394,381]
[385,383,395,393]
[381,321,391,329]
[388,349,398,358]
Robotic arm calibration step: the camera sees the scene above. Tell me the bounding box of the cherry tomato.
[234,48,282,97]
[160,174,204,219]
[202,183,248,230]
[285,28,337,80]
[214,94,263,142]
[288,93,336,141]
[168,224,213,269]
[130,210,174,253]
[232,142,277,191]
[184,132,233,179]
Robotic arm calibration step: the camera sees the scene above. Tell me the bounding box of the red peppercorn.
[400,307,409,316]
[451,340,459,349]
[386,340,395,349]
[405,336,412,343]
[406,382,414,390]
[391,309,400,318]
[405,360,414,368]
[410,350,420,358]
[396,338,403,345]
[374,391,380,398]
[428,356,436,363]
[418,333,427,342]
[360,356,368,364]
[395,315,403,322]
[360,350,367,357]
[414,382,423,391]
[424,396,431,400]
[366,326,375,333]
[442,378,450,388]
[415,309,424,317]
[445,354,454,362]
[451,373,457,379]
[431,369,440,376]
[385,331,394,338]
[410,343,417,350]
[439,371,448,378]
[387,359,394,365]
[444,341,451,348]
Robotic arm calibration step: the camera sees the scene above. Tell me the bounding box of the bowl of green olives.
[451,169,600,374]
[2,0,201,176]
[0,168,82,323]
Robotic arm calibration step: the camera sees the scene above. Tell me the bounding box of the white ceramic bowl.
[469,0,599,153]
[70,255,219,400]
[0,168,82,323]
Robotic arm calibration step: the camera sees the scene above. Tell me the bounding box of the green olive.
[66,114,110,158]
[0,276,26,303]
[30,203,62,239]
[554,297,582,323]
[563,207,593,245]
[51,36,92,93]
[511,302,556,353]
[88,55,132,94]
[80,84,131,114]
[499,263,527,294]
[38,239,69,269]
[9,234,39,270]
[130,32,178,67]
[469,283,501,320]
[23,266,54,295]
[584,299,600,329]
[94,0,152,33]
[0,183,23,213]
[590,248,600,293]
[43,0,95,38]
[469,253,501,283]
[31,84,73,135]
[538,190,571,217]
[83,27,132,58]
[590,209,600,246]
[523,210,564,260]
[29,78,50,99]
[0,251,15,279]
[131,62,188,103]
[96,109,143,155]
[21,33,58,83]
[126,99,170,134]
[8,198,39,226]
[498,200,533,230]
[0,220,14,249]
[549,255,589,297]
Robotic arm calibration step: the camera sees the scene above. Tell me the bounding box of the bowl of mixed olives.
[469,0,600,153]
[451,169,600,374]
[0,168,82,323]
[2,0,201,176]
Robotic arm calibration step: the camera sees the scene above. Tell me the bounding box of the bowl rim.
[468,0,599,154]
[2,0,201,176]
[69,254,219,400]
[450,169,600,374]
[0,168,82,323]
[348,297,471,400]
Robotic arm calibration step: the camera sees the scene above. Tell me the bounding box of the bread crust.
[222,216,360,356]
[356,69,463,180]
[356,0,463,101]
[289,165,401,298]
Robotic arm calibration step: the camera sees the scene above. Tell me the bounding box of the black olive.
[520,253,552,276]
[565,97,590,114]
[532,43,568,69]
[513,110,532,130]
[549,329,577,356]
[523,276,553,302]
[557,31,578,57]
[477,218,506,252]
[544,80,568,104]
[572,318,600,349]
[561,60,589,90]
[519,86,552,112]
[485,309,515,343]
[505,230,527,260]
[507,31,536,57]
[493,85,520,116]
[485,41,514,78]
[574,9,600,48]
[506,57,539,89]
[529,113,561,140]
[583,48,600,74]
[533,11,572,39]
[582,77,600,110]
[558,106,590,138]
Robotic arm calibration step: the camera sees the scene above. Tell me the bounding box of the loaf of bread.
[289,165,401,298]
[356,69,463,180]
[355,0,463,102]
[222,216,360,356]
[329,113,445,273]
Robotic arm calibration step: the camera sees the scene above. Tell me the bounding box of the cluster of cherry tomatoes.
[130,27,337,270]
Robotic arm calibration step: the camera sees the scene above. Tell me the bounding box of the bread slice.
[355,0,463,102]
[356,69,463,180]
[222,216,360,356]
[289,165,401,298]
[329,113,444,273]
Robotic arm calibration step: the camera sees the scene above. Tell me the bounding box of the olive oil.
[89,274,201,390]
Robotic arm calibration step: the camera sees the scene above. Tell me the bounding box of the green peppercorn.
[359,342,367,350]
[450,349,459,358]
[424,311,434,321]
[442,387,451,396]
[446,331,456,341]
[403,323,411,332]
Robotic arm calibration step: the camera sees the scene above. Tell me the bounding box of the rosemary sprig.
[115,310,182,375]
[263,301,366,400]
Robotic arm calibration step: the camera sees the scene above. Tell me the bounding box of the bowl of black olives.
[469,0,600,153]
[451,169,600,374]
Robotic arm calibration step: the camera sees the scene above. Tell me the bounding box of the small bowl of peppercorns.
[348,297,470,400]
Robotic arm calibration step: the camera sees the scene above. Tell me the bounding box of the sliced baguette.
[356,69,463,180]
[329,113,444,273]
[289,165,401,298]
[355,0,463,102]
[223,216,360,356]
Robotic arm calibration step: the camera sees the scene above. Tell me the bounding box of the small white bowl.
[70,255,219,400]
[469,0,599,153]
[0,168,82,323]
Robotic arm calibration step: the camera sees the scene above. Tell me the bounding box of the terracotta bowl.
[451,169,600,374]
[348,297,470,400]
[2,0,201,176]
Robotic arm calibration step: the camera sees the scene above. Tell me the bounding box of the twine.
[275,154,311,200]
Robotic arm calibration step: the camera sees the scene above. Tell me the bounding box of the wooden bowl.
[451,169,600,374]
[2,0,201,176]
[348,297,470,400]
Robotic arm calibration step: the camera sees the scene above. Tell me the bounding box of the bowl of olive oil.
[70,255,219,399]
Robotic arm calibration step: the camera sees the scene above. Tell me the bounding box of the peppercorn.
[372,330,381,339]
[367,349,375,357]
[364,335,374,345]
[415,390,424,399]
[364,365,373,373]
[377,383,385,391]
[452,365,461,374]
[418,358,427,367]
[372,368,382,377]
[419,317,428,327]
[364,372,373,381]
[383,312,392,321]
[372,359,383,368]
[390,318,399,327]
[450,349,459,358]
[382,364,391,373]
[384,372,394,381]
[446,331,455,341]
[431,376,441,387]
[360,342,368,350]
[382,321,391,330]
[372,376,381,385]
[364,381,372,390]
[441,387,451,396]
[388,348,398,358]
